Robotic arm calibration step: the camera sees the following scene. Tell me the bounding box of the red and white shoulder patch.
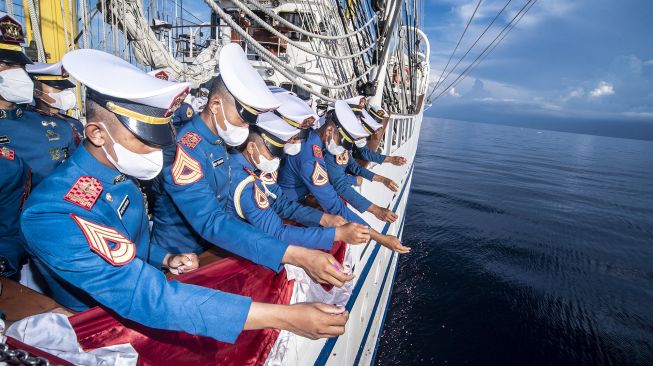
[0,146,15,160]
[335,150,349,166]
[253,183,270,209]
[260,171,278,185]
[64,176,103,210]
[311,161,329,186]
[180,131,202,149]
[71,214,136,266]
[172,145,203,185]
[312,144,323,158]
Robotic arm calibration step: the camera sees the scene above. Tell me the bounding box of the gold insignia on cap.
[106,101,170,125]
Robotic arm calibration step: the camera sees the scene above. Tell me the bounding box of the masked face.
[326,130,345,156]
[213,100,249,146]
[100,123,163,180]
[0,68,34,104]
[39,89,77,110]
[283,142,302,156]
[252,144,280,174]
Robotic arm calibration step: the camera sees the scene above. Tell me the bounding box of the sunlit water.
[376,118,653,366]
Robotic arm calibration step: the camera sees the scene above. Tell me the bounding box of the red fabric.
[5,336,76,366]
[69,256,294,366]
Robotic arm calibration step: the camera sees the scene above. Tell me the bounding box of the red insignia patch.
[64,176,103,210]
[311,161,329,186]
[312,144,323,158]
[0,146,14,160]
[253,183,270,210]
[154,70,169,80]
[180,132,202,149]
[260,171,278,185]
[71,214,136,266]
[171,145,203,185]
[335,150,349,166]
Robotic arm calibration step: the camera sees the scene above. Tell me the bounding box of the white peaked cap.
[345,95,366,106]
[26,61,63,75]
[312,115,327,130]
[273,91,318,127]
[368,102,386,114]
[62,49,190,110]
[148,69,177,82]
[268,86,292,95]
[257,112,300,142]
[361,109,383,131]
[334,100,369,139]
[219,43,280,111]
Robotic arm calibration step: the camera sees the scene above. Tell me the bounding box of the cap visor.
[0,49,32,65]
[121,116,175,147]
[40,79,75,89]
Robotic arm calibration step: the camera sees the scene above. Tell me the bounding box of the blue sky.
[422,0,653,131]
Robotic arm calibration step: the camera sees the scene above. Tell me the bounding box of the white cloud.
[644,59,653,66]
[448,87,461,97]
[589,81,615,98]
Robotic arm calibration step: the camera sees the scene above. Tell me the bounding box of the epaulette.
[0,146,15,160]
[180,131,202,149]
[64,176,103,210]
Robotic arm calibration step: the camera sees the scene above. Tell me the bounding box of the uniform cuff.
[148,244,170,269]
[306,210,324,227]
[201,292,252,343]
[260,237,289,273]
[362,169,375,181]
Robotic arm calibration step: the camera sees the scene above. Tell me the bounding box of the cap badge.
[0,17,24,43]
[153,70,169,80]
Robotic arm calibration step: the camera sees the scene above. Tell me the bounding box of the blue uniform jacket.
[324,149,373,213]
[352,145,386,164]
[228,153,335,250]
[0,148,30,277]
[0,107,77,187]
[21,145,251,343]
[151,115,288,272]
[278,129,367,226]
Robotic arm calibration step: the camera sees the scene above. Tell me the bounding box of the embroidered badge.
[171,145,203,185]
[0,135,9,144]
[0,146,14,160]
[311,161,328,186]
[212,157,224,167]
[260,171,278,185]
[186,107,193,118]
[253,183,270,209]
[70,214,136,266]
[64,176,103,210]
[46,129,60,141]
[41,120,57,128]
[180,131,202,149]
[312,144,323,158]
[336,150,349,166]
[117,196,130,219]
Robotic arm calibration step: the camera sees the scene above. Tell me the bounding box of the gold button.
[105,193,113,202]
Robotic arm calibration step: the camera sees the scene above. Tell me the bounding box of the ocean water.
[375,118,653,366]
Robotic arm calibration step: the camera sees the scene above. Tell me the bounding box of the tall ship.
[0,0,429,364]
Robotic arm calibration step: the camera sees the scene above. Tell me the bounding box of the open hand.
[285,247,354,287]
[379,235,411,254]
[370,204,398,223]
[382,177,399,192]
[284,303,349,339]
[388,156,407,166]
[320,213,347,227]
[335,222,371,244]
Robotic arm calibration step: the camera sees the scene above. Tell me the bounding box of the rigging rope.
[25,0,46,62]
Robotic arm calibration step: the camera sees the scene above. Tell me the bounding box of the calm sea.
[376,118,653,366]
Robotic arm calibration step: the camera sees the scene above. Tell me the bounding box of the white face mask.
[0,68,34,104]
[253,145,280,174]
[100,123,163,180]
[326,133,345,156]
[213,101,249,146]
[283,142,301,156]
[46,89,77,110]
[355,138,367,148]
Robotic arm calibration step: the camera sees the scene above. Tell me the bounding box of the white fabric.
[344,95,365,106]
[219,43,280,111]
[26,62,64,76]
[256,112,300,141]
[361,109,383,131]
[335,100,368,139]
[62,49,190,110]
[6,313,138,366]
[0,68,34,104]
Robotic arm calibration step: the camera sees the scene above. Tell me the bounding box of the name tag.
[212,158,224,167]
[118,196,130,219]
[0,135,9,144]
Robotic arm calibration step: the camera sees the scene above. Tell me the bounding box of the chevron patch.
[71,214,136,266]
[260,171,278,185]
[253,183,270,209]
[171,145,203,185]
[64,176,103,210]
[311,161,328,186]
[335,150,349,166]
[180,132,202,149]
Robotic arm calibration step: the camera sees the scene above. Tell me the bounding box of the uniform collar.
[191,114,224,146]
[0,106,24,120]
[72,144,127,184]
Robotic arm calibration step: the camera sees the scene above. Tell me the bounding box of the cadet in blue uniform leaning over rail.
[351,101,407,167]
[21,49,349,342]
[228,112,371,249]
[0,13,78,188]
[151,43,355,288]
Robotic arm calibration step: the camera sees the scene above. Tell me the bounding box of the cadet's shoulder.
[0,147,27,180]
[25,168,105,215]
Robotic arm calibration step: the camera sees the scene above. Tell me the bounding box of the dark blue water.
[376,118,653,366]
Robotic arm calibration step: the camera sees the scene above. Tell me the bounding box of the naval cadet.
[0,13,78,187]
[228,112,371,249]
[21,49,348,342]
[151,43,354,288]
[27,61,84,143]
[351,102,407,167]
[0,147,30,278]
[323,101,399,219]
